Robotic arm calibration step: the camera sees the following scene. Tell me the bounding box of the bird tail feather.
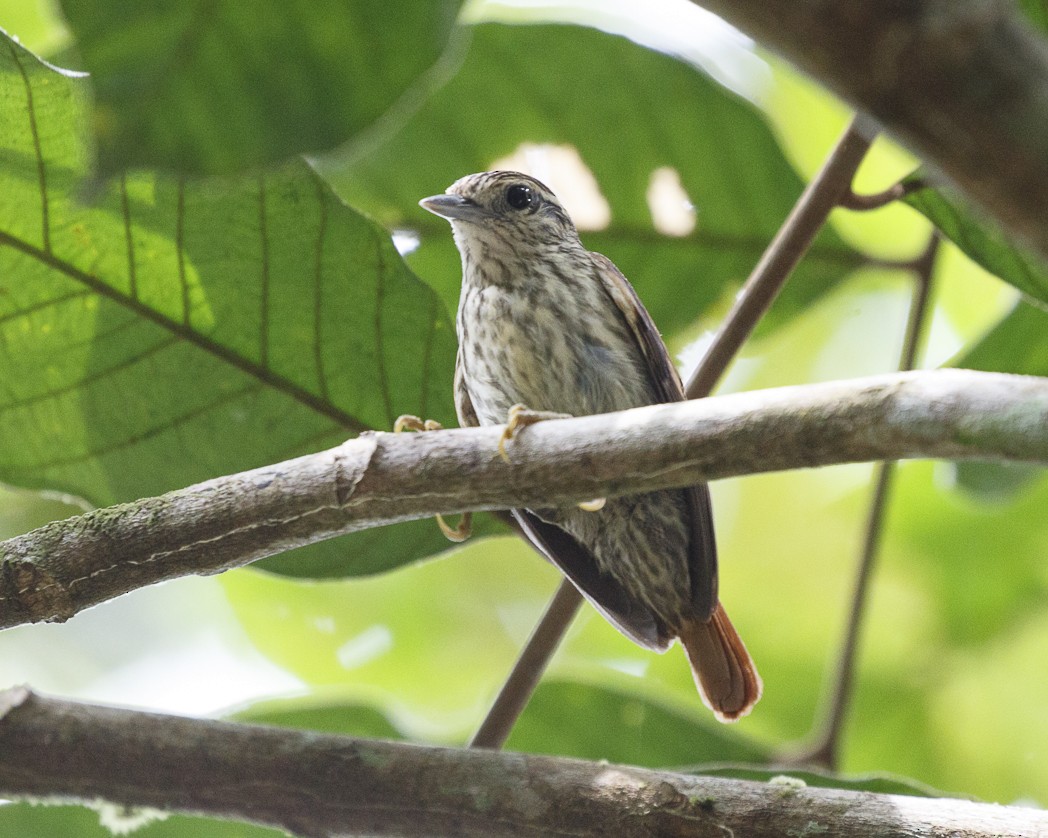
[678,603,762,722]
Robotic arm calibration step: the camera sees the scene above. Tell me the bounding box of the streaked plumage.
[421,171,761,721]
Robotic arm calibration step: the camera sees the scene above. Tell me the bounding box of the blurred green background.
[0,1,1044,834]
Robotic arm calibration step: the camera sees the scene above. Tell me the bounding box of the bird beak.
[419,194,485,222]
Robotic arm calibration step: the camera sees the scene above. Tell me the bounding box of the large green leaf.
[234,679,768,767]
[57,0,465,176]
[0,32,500,578]
[1018,0,1048,32]
[235,695,404,740]
[321,23,867,346]
[694,766,945,798]
[0,803,282,838]
[956,299,1048,377]
[948,300,1048,499]
[903,173,1048,306]
[903,167,1048,499]
[507,680,768,767]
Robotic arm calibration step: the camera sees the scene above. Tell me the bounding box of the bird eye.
[505,184,534,210]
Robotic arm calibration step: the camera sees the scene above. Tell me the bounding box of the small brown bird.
[420,171,761,721]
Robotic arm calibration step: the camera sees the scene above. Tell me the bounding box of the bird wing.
[513,508,670,651]
[588,251,719,619]
[455,333,670,650]
[453,345,480,429]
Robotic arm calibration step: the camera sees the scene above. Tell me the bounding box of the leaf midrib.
[0,228,372,436]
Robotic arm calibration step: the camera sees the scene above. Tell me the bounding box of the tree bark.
[687,0,1048,261]
[1,368,1046,630]
[0,686,1041,838]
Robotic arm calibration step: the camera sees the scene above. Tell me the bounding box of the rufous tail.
[678,602,762,722]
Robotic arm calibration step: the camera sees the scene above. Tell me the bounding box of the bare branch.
[468,579,582,749]
[0,687,1043,838]
[686,114,874,398]
[686,0,1048,260]
[2,369,1046,630]
[793,234,940,769]
[839,178,925,212]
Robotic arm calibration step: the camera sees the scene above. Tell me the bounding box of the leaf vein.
[0,231,370,434]
[373,238,393,428]
[120,174,138,299]
[311,171,330,401]
[15,381,266,473]
[176,176,190,326]
[258,174,270,368]
[9,42,50,254]
[3,335,180,412]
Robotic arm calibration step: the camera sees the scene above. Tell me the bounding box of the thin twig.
[791,233,939,769]
[686,114,876,398]
[471,114,879,750]
[838,178,925,212]
[469,580,582,749]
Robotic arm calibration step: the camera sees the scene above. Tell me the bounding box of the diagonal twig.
[789,233,940,769]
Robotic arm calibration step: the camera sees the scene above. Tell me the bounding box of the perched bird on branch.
[419,171,761,721]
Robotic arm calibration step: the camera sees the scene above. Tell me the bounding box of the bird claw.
[394,414,443,433]
[437,510,473,542]
[392,414,469,543]
[497,403,572,463]
[577,497,606,512]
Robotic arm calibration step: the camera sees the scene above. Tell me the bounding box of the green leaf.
[234,695,404,739]
[694,766,948,798]
[233,679,769,768]
[321,23,867,345]
[893,460,1048,647]
[0,803,283,838]
[507,680,769,767]
[1018,0,1048,32]
[948,300,1048,499]
[58,0,465,176]
[258,512,507,578]
[0,33,478,577]
[956,299,1048,375]
[903,173,1048,306]
[221,536,566,725]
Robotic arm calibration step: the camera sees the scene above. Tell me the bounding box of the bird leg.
[498,405,605,513]
[497,404,571,463]
[435,511,473,543]
[393,414,473,542]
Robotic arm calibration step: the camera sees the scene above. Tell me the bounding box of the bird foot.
[498,404,572,464]
[394,414,443,433]
[435,511,473,542]
[393,414,472,543]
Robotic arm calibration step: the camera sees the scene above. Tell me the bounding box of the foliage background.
[0,1,1044,834]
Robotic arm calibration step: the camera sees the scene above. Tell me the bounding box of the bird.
[417,170,761,721]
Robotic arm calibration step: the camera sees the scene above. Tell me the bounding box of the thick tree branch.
[2,369,1046,630]
[687,0,1048,260]
[0,686,1042,838]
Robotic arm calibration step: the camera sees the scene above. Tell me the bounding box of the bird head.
[420,171,579,252]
